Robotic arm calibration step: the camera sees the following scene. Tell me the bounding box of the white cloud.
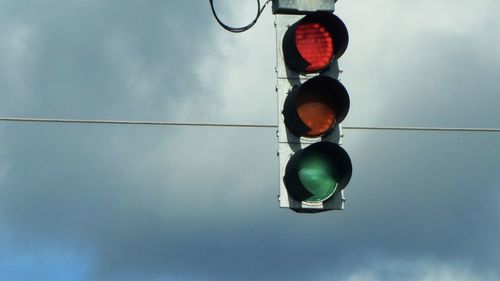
[336,0,500,127]
[195,9,276,125]
[343,259,498,281]
[0,22,38,112]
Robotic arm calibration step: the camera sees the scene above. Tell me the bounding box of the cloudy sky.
[1,0,499,280]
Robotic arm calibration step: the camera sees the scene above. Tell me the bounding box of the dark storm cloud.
[0,125,279,281]
[1,0,217,119]
[0,1,242,280]
[329,1,500,278]
[331,1,500,278]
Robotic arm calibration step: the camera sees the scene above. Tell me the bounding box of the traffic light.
[275,9,352,213]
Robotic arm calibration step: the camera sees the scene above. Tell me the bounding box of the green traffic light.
[283,142,351,207]
[297,150,339,202]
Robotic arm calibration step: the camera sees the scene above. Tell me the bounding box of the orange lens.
[296,87,336,137]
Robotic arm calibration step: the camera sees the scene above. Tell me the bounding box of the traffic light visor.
[283,12,349,73]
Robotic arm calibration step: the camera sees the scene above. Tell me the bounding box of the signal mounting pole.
[272,0,337,14]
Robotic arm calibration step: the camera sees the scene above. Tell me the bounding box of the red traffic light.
[282,12,349,73]
[283,76,349,138]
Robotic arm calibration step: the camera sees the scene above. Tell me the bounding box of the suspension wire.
[209,0,272,33]
[1,117,500,133]
[0,117,276,128]
[342,126,500,133]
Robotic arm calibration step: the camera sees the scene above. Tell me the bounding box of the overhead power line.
[0,117,276,128]
[342,126,500,133]
[1,117,500,133]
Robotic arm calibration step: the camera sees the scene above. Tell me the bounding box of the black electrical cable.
[209,0,271,33]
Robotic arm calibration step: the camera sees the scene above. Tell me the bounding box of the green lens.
[298,151,338,202]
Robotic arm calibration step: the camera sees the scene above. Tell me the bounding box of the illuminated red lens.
[296,88,336,137]
[295,22,335,72]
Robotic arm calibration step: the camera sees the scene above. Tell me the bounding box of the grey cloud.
[1,0,216,120]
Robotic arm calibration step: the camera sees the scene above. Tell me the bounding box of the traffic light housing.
[276,11,352,213]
